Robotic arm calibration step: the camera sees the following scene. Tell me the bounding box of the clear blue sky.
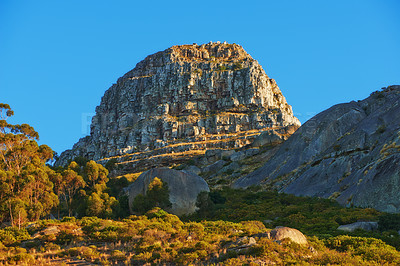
[1,0,399,155]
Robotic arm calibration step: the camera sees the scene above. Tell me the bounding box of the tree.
[51,169,86,217]
[85,160,108,188]
[0,103,58,226]
[131,177,171,214]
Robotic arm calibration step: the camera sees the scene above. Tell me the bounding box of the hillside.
[234,85,400,213]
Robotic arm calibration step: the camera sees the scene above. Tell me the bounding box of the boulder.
[337,221,378,232]
[230,151,246,162]
[33,226,60,239]
[205,149,223,162]
[127,167,209,216]
[221,150,236,160]
[269,227,308,245]
[225,236,257,254]
[251,131,283,147]
[202,160,226,173]
[218,162,240,174]
[183,165,202,175]
[245,148,260,157]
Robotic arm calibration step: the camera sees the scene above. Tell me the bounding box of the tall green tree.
[0,104,58,226]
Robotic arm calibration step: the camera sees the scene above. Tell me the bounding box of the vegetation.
[131,177,172,214]
[0,209,398,265]
[0,104,58,227]
[1,102,400,264]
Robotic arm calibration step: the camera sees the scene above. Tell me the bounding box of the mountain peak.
[56,43,300,170]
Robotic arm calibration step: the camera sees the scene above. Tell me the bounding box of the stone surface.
[234,85,400,213]
[183,165,202,175]
[337,221,378,232]
[127,167,209,216]
[225,236,257,254]
[230,151,247,161]
[56,42,300,167]
[218,161,240,174]
[251,130,284,147]
[33,226,60,239]
[202,160,227,173]
[269,227,308,245]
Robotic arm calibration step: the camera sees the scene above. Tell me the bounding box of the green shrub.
[131,177,171,214]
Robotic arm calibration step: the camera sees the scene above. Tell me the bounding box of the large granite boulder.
[269,227,308,245]
[234,85,400,213]
[127,167,209,216]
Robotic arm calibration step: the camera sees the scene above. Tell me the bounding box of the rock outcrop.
[234,85,400,213]
[56,42,300,169]
[337,221,378,232]
[127,167,209,216]
[269,227,308,245]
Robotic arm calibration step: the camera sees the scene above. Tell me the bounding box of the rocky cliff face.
[56,42,300,167]
[234,85,400,213]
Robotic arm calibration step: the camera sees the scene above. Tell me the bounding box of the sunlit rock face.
[56,42,300,166]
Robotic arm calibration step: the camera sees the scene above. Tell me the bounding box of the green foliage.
[191,188,380,236]
[325,235,400,264]
[0,227,30,246]
[0,212,399,265]
[131,177,172,214]
[379,213,400,231]
[104,158,118,171]
[0,103,58,225]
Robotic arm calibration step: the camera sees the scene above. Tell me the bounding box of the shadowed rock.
[234,85,400,213]
[127,167,209,216]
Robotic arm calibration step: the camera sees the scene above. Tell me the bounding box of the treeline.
[0,104,130,227]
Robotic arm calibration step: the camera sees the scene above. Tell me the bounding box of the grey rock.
[230,151,246,161]
[221,150,236,160]
[56,43,300,167]
[269,227,308,245]
[337,221,378,232]
[183,165,202,175]
[245,148,260,157]
[205,149,223,164]
[127,167,209,216]
[251,130,284,147]
[33,226,60,239]
[234,86,400,213]
[218,161,240,174]
[226,236,257,253]
[202,160,227,173]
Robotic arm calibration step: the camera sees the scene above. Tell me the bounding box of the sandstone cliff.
[56,42,300,168]
[234,85,400,213]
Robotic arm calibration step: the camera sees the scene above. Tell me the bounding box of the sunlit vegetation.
[0,209,399,265]
[1,103,400,264]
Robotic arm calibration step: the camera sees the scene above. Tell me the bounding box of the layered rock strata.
[57,42,300,167]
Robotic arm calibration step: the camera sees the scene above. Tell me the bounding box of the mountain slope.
[234,85,400,213]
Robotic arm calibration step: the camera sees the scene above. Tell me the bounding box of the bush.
[131,177,171,214]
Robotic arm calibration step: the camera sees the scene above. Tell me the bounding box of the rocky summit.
[234,85,400,213]
[56,42,300,168]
